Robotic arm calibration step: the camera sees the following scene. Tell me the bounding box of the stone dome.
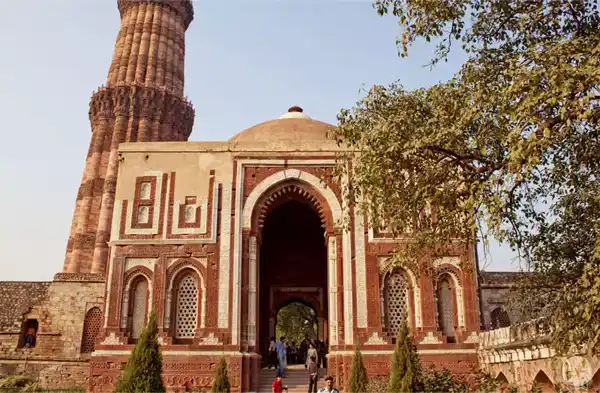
[228,106,335,143]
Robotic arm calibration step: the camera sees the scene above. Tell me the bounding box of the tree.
[113,310,165,393]
[275,302,318,345]
[332,0,600,354]
[211,358,230,393]
[348,346,369,393]
[388,315,421,393]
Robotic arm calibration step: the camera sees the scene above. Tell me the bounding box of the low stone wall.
[479,319,600,391]
[0,360,90,389]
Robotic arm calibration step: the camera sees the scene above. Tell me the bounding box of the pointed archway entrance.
[240,170,345,391]
[258,197,328,358]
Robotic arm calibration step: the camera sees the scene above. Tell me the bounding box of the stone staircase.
[257,364,323,393]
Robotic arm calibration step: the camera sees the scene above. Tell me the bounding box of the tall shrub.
[113,310,165,393]
[348,345,369,393]
[211,358,230,393]
[388,314,421,393]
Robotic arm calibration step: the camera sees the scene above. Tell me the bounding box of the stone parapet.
[53,273,105,282]
[478,319,600,392]
[479,318,551,351]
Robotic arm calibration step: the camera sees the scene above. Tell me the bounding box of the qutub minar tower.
[64,0,195,275]
[0,1,544,392]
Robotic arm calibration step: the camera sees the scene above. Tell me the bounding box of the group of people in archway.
[268,335,328,375]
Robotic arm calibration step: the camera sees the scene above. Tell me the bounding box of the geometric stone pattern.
[175,275,199,339]
[81,307,103,353]
[490,307,511,329]
[384,272,409,338]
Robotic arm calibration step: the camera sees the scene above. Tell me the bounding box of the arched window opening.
[491,307,511,329]
[128,277,149,340]
[437,276,456,343]
[18,319,39,349]
[174,273,199,340]
[81,307,103,353]
[496,372,509,392]
[532,371,554,393]
[383,271,410,340]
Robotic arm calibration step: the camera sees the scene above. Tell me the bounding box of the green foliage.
[421,367,499,393]
[113,310,165,393]
[388,315,421,393]
[0,375,37,393]
[365,367,498,393]
[333,0,600,354]
[366,376,389,393]
[347,346,369,393]
[275,302,318,345]
[0,376,34,390]
[211,358,230,393]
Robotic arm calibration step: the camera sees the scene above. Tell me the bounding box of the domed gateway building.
[0,1,484,392]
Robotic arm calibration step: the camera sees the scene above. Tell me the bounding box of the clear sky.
[0,0,520,281]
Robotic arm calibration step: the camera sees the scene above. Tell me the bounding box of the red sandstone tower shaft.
[63,0,195,275]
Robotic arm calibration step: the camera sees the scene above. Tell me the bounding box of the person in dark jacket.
[307,355,318,393]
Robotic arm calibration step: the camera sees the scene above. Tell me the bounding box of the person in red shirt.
[272,376,288,393]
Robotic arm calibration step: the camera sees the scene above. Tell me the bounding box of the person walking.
[301,334,311,365]
[306,342,318,369]
[276,336,287,376]
[307,355,318,393]
[269,337,277,369]
[317,376,339,393]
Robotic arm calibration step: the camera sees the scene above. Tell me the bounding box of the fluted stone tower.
[63,0,195,275]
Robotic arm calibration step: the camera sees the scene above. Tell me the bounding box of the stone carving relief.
[100,332,122,345]
[139,182,151,199]
[137,206,150,224]
[199,332,223,345]
[364,332,387,345]
[420,331,443,344]
[378,257,422,328]
[464,332,480,343]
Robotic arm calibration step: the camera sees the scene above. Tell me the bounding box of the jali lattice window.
[437,278,455,338]
[491,307,511,329]
[131,278,148,339]
[81,307,102,353]
[175,274,199,338]
[384,272,409,337]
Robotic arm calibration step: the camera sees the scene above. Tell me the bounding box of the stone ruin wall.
[0,276,104,389]
[479,319,600,392]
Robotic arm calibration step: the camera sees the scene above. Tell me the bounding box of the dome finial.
[279,106,310,119]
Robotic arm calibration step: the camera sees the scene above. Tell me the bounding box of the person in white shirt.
[317,376,340,393]
[268,337,277,369]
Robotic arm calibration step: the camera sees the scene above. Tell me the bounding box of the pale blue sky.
[0,1,519,281]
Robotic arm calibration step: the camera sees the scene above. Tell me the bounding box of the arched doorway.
[258,196,328,359]
[275,301,318,364]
